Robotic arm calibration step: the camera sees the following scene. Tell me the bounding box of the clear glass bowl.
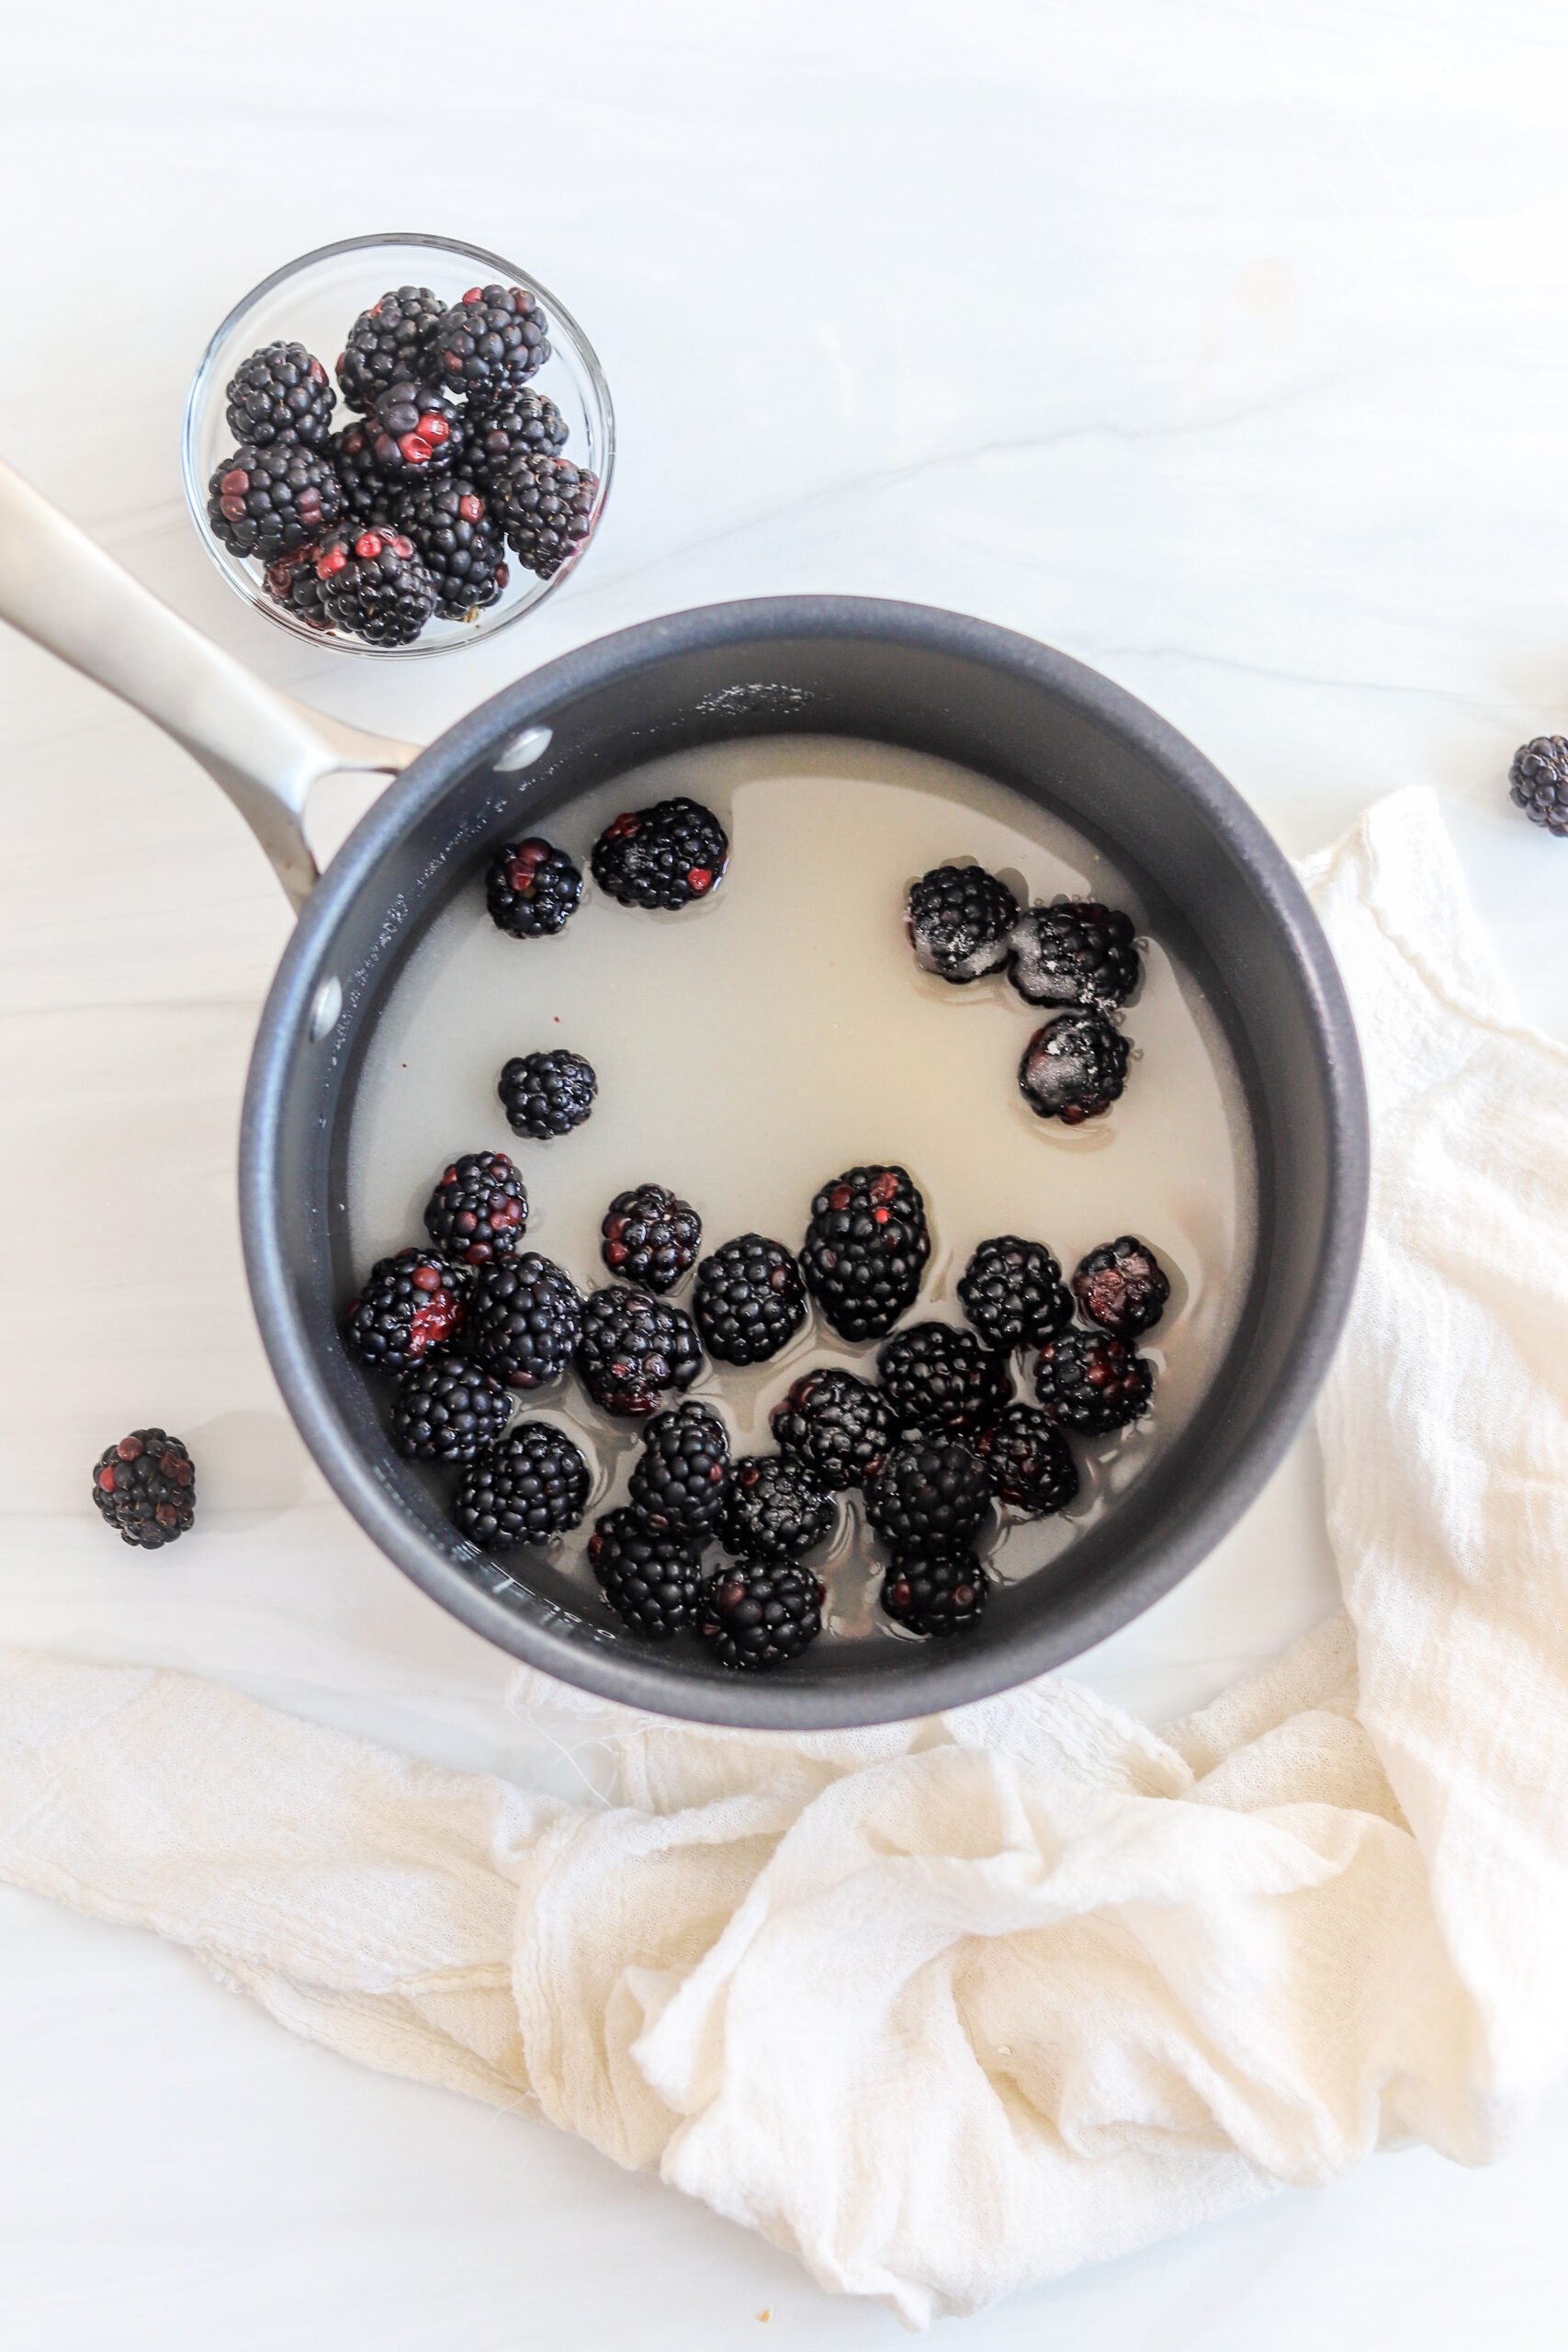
[182,232,615,659]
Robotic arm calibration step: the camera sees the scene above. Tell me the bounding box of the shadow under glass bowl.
[181,231,615,660]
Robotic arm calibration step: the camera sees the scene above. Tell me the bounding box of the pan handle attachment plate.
[0,458,422,911]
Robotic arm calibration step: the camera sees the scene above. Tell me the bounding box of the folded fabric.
[2,787,1565,2327]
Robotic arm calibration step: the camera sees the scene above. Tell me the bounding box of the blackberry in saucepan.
[365,379,465,481]
[485,838,583,938]
[330,422,397,528]
[881,1548,988,1638]
[906,864,1019,983]
[577,1285,704,1416]
[1019,1012,1130,1125]
[224,341,334,448]
[466,389,570,492]
[1033,1329,1154,1434]
[800,1164,931,1341]
[389,1353,511,1461]
[452,1421,591,1550]
[724,1455,833,1562]
[1070,1236,1170,1337]
[466,1253,583,1389]
[311,526,437,647]
[498,1047,597,1137]
[956,1236,1072,1352]
[1509,737,1568,836]
[863,1441,989,1550]
[492,453,598,579]
[591,1509,705,1640]
[698,1559,825,1669]
[590,796,728,910]
[343,1248,468,1372]
[694,1234,807,1364]
[337,286,446,413]
[627,1401,730,1538]
[434,283,550,399]
[976,1406,1078,1516]
[398,477,507,616]
[423,1151,528,1266]
[602,1183,702,1294]
[92,1430,196,1550]
[876,1321,1012,1440]
[207,442,344,561]
[769,1367,897,1491]
[1008,899,1141,1011]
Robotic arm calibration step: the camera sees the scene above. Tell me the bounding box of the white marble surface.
[5,0,1568,2341]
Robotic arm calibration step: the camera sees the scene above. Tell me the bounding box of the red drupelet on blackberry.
[881,1548,988,1638]
[863,1440,989,1550]
[956,1236,1072,1352]
[451,1420,591,1551]
[694,1234,807,1363]
[92,1430,197,1550]
[875,1320,1012,1440]
[800,1164,931,1342]
[311,527,437,647]
[698,1558,825,1669]
[466,1253,583,1389]
[602,1184,703,1295]
[590,797,728,910]
[433,283,551,400]
[976,1405,1078,1516]
[389,1354,512,1461]
[1070,1236,1170,1337]
[397,477,507,617]
[493,453,599,580]
[627,1401,731,1539]
[365,380,466,481]
[769,1367,897,1491]
[1033,1329,1154,1434]
[423,1151,528,1266]
[224,342,335,448]
[724,1456,834,1562]
[576,1286,704,1417]
[208,442,344,561]
[343,1249,468,1373]
[1008,899,1141,1011]
[485,838,584,939]
[337,287,447,413]
[906,864,1019,983]
[498,1048,597,1137]
[1019,1012,1131,1125]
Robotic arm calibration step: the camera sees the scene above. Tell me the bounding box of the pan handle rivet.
[492,724,552,773]
[309,975,343,1042]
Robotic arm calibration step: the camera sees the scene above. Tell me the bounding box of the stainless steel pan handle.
[0,459,422,910]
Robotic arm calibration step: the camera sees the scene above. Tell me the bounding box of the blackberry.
[223,341,334,448]
[591,1509,705,1641]
[626,1401,731,1538]
[577,1285,704,1417]
[330,422,398,528]
[262,545,331,631]
[365,379,466,481]
[694,1234,806,1364]
[485,837,583,938]
[423,1151,528,1266]
[590,796,728,910]
[876,1321,1012,1440]
[976,1405,1078,1516]
[1033,1329,1154,1434]
[1019,1012,1130,1125]
[800,1164,931,1342]
[498,1047,597,1137]
[343,1248,468,1373]
[724,1455,833,1561]
[311,526,437,648]
[906,864,1019,983]
[452,1420,591,1550]
[769,1366,897,1491]
[466,389,570,494]
[864,1440,989,1550]
[1509,737,1568,836]
[1008,900,1141,1010]
[434,282,550,400]
[91,1429,196,1550]
[957,1236,1072,1354]
[397,476,507,616]
[207,442,344,561]
[466,1253,583,1390]
[337,287,447,413]
[491,453,598,580]
[389,1353,511,1461]
[698,1558,825,1670]
[881,1548,988,1638]
[1071,1236,1170,1337]
[602,1183,703,1294]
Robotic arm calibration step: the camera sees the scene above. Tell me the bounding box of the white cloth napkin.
[3,786,1566,2327]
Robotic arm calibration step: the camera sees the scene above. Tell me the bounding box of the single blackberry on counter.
[389,1353,511,1461]
[863,1440,989,1550]
[365,379,466,481]
[876,1321,1012,1440]
[311,526,437,647]
[1008,899,1141,1010]
[343,1248,468,1372]
[498,1047,597,1137]
[1070,1236,1170,1337]
[466,388,570,492]
[1019,1012,1130,1125]
[397,476,507,616]
[724,1455,834,1562]
[800,1164,931,1342]
[769,1366,897,1491]
[423,1151,528,1266]
[466,1253,583,1390]
[1033,1329,1154,1434]
[330,422,397,528]
[976,1405,1078,1516]
[956,1236,1072,1353]
[92,1430,196,1550]
[1509,737,1568,836]
[452,1420,591,1550]
[626,1401,731,1538]
[207,441,344,560]
[906,864,1019,983]
[491,453,598,579]
[591,1509,705,1640]
[434,283,550,399]
[224,341,334,448]
[602,1183,703,1294]
[590,797,728,910]
[694,1234,807,1364]
[698,1558,825,1670]
[881,1548,988,1638]
[337,287,447,413]
[577,1285,704,1416]
[485,837,583,938]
